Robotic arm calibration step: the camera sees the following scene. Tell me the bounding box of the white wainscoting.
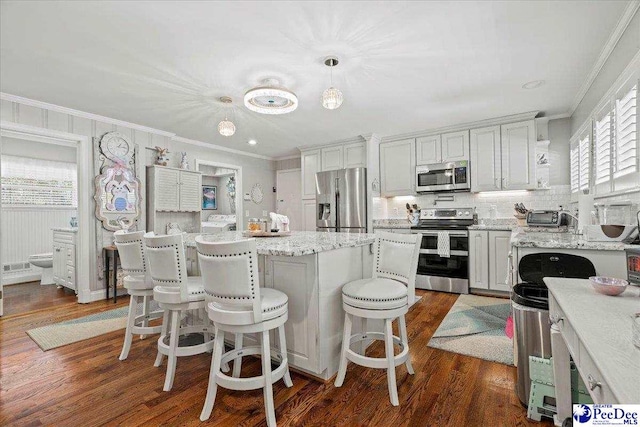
[1,207,76,283]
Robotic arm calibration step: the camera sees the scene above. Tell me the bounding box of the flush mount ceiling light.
[217,96,236,137]
[522,80,545,90]
[244,79,298,115]
[322,56,343,110]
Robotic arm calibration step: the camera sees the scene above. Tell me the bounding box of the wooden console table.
[545,278,640,426]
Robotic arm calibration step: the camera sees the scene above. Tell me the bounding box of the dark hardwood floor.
[2,280,77,316]
[0,290,553,427]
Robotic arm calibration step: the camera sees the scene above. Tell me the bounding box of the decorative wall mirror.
[94,132,142,231]
[250,183,263,204]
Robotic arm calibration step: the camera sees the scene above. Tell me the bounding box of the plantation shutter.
[613,84,637,178]
[570,141,580,193]
[594,109,612,185]
[578,134,590,191]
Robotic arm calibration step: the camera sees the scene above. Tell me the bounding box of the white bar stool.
[334,231,421,406]
[144,232,215,392]
[114,230,164,361]
[196,237,293,427]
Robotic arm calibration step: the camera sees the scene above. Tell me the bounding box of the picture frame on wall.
[202,185,217,210]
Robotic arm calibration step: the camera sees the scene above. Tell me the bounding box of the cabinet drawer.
[578,342,616,403]
[65,266,76,290]
[549,295,579,361]
[53,232,75,244]
[65,245,75,266]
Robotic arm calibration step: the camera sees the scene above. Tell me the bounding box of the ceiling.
[0,1,631,158]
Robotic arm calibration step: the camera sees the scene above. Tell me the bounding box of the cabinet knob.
[587,375,601,391]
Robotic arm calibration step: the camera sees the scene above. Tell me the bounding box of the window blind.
[613,84,637,178]
[594,111,612,185]
[578,134,590,191]
[570,142,580,193]
[1,155,77,207]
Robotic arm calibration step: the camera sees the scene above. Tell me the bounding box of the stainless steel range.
[410,208,473,294]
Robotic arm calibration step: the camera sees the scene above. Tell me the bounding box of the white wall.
[547,118,571,186]
[1,136,77,163]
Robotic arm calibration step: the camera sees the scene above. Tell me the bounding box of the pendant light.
[218,96,236,136]
[322,56,343,110]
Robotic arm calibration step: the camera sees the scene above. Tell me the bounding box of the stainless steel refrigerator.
[316,167,367,233]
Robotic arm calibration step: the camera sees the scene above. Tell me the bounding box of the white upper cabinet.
[500,120,536,190]
[321,146,343,171]
[154,167,181,211]
[301,149,321,199]
[470,120,536,192]
[380,138,415,197]
[470,126,501,192]
[416,135,441,165]
[343,142,366,168]
[441,130,469,162]
[178,170,202,211]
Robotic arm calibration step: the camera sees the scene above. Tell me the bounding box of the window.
[594,109,612,185]
[570,132,590,194]
[613,84,637,178]
[1,155,77,207]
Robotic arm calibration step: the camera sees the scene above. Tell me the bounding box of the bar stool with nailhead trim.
[334,231,422,406]
[144,232,215,392]
[196,237,292,427]
[114,230,164,361]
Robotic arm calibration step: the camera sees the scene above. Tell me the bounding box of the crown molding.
[545,112,572,120]
[380,111,539,142]
[170,136,275,161]
[297,135,366,152]
[274,154,301,161]
[567,1,640,116]
[0,92,175,137]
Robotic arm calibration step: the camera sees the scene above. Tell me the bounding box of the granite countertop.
[372,219,413,229]
[511,228,638,251]
[544,278,640,403]
[183,231,376,257]
[52,227,78,233]
[468,225,513,231]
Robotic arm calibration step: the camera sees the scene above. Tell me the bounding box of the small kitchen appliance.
[415,161,470,193]
[626,246,640,287]
[525,210,568,227]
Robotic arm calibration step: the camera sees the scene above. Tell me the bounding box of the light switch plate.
[262,210,267,216]
[245,210,250,217]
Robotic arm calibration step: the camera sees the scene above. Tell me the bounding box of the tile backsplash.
[373,185,572,219]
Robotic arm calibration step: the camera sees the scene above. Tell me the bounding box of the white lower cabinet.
[302,199,316,231]
[52,230,76,291]
[469,230,511,292]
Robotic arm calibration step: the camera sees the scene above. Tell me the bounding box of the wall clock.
[99,132,134,163]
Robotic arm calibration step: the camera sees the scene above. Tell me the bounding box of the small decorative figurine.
[154,146,170,166]
[180,152,190,170]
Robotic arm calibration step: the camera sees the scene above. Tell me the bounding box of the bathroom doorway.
[0,123,93,317]
[195,159,243,232]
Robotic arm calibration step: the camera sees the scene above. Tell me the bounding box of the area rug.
[427,294,514,365]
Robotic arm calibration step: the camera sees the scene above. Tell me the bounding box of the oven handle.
[419,249,469,256]
[411,230,468,237]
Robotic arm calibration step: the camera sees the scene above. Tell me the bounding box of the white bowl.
[589,276,628,296]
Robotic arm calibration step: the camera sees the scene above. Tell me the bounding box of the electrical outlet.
[245,210,250,217]
[393,207,399,216]
[262,210,267,216]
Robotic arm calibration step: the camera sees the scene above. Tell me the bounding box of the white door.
[416,135,441,165]
[302,199,316,231]
[488,231,512,292]
[178,171,202,211]
[380,138,415,197]
[276,169,302,231]
[343,142,366,168]
[469,230,489,289]
[500,120,536,190]
[321,146,343,171]
[301,150,321,199]
[155,167,181,211]
[441,130,469,161]
[470,126,502,192]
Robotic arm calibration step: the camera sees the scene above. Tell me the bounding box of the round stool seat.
[342,278,408,310]
[154,277,206,304]
[123,274,153,291]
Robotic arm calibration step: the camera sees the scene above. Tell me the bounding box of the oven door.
[416,163,470,192]
[413,230,470,293]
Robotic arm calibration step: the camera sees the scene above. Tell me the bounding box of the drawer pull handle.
[587,375,601,391]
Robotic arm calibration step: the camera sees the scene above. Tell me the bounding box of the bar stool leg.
[140,295,150,339]
[399,314,414,375]
[154,309,169,367]
[360,318,368,355]
[163,310,180,391]
[200,327,224,421]
[384,318,399,406]
[261,330,276,427]
[119,294,138,360]
[232,333,243,378]
[334,312,353,387]
[278,324,293,387]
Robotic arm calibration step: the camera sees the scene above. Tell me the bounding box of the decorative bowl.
[589,276,628,296]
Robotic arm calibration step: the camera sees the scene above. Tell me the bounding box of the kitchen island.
[183,231,376,380]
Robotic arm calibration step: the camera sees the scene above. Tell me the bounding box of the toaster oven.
[526,210,568,227]
[626,247,640,286]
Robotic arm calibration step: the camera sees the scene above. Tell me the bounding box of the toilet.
[28,253,54,285]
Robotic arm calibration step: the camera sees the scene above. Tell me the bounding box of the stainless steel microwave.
[415,161,470,193]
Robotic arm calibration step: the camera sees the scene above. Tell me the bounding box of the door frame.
[194,159,243,230]
[0,121,95,314]
[276,168,302,230]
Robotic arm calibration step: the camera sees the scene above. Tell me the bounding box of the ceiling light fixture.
[322,56,343,110]
[217,96,236,137]
[244,79,298,115]
[522,80,545,90]
[248,139,257,146]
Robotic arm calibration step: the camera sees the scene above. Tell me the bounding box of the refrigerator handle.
[335,177,340,231]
